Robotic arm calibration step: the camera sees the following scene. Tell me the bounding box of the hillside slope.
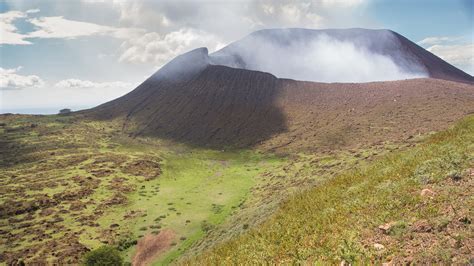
[86,60,474,151]
[183,115,474,264]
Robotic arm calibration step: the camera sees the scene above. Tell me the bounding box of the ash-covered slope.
[88,48,286,147]
[210,28,473,83]
[86,28,474,149]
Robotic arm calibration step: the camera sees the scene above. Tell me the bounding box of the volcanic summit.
[86,28,474,150]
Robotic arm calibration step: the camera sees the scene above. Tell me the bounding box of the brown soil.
[121,160,161,181]
[86,65,474,152]
[262,77,474,152]
[132,229,176,266]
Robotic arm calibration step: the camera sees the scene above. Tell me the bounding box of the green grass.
[0,114,287,265]
[187,115,474,264]
[95,149,283,264]
[3,113,472,265]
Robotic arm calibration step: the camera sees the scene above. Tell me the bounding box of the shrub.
[83,246,123,266]
[386,221,407,236]
[116,238,138,251]
[201,220,215,232]
[59,108,72,115]
[338,238,363,264]
[412,148,467,184]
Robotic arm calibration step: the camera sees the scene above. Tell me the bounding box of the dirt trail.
[132,229,176,266]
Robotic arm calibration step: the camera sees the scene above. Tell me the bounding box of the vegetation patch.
[83,245,123,266]
[2,113,471,265]
[186,115,474,264]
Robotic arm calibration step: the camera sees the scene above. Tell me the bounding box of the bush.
[116,238,138,251]
[59,108,72,115]
[201,220,215,232]
[83,246,123,266]
[386,221,407,236]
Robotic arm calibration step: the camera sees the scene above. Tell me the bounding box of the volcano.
[211,28,473,83]
[85,28,474,150]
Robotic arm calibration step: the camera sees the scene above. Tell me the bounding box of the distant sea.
[0,106,89,115]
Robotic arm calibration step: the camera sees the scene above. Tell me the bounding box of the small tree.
[83,246,123,266]
[59,108,71,115]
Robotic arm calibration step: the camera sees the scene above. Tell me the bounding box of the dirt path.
[132,229,176,266]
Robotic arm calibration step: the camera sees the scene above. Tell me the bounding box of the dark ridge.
[390,31,473,83]
[85,64,287,148]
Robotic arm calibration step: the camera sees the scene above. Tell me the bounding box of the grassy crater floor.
[0,114,285,264]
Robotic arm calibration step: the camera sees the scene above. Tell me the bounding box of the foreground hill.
[183,115,474,264]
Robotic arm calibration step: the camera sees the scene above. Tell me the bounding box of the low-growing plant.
[201,220,215,232]
[116,238,138,251]
[338,238,363,264]
[82,245,123,266]
[387,221,407,236]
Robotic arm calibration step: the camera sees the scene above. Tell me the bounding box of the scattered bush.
[386,221,407,236]
[116,238,138,251]
[211,204,224,214]
[82,245,123,266]
[201,220,215,232]
[338,238,363,264]
[446,170,463,181]
[412,148,467,184]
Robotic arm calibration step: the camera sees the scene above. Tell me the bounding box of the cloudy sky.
[1,0,473,114]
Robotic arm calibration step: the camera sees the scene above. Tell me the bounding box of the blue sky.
[1,0,473,114]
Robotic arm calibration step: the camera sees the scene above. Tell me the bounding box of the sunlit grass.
[188,115,474,264]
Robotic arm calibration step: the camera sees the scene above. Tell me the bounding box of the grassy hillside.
[1,113,472,265]
[186,115,474,264]
[0,113,395,265]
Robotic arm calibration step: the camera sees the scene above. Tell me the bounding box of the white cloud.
[27,16,145,40]
[427,44,474,75]
[98,0,369,37]
[217,34,427,82]
[119,28,225,66]
[0,67,44,90]
[101,1,173,29]
[417,36,460,46]
[25,9,40,14]
[255,0,368,26]
[55,79,132,90]
[0,9,145,45]
[111,0,370,67]
[0,11,32,45]
[322,0,366,8]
